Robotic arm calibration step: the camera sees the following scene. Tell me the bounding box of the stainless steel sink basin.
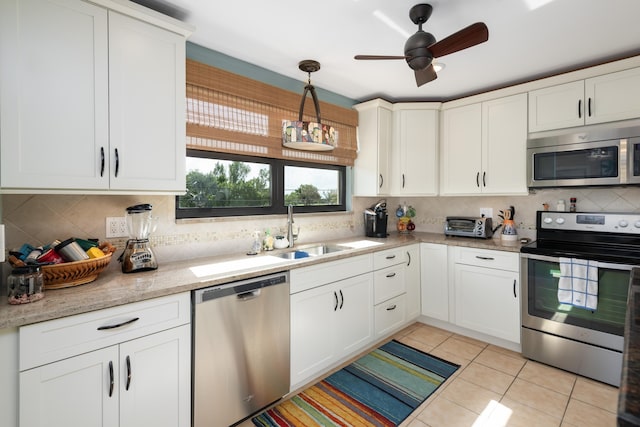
[274,244,345,259]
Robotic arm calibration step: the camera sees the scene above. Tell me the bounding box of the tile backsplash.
[3,186,640,263]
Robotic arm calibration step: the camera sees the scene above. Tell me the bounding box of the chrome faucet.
[287,204,295,248]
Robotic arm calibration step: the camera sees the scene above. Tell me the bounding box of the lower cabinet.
[18,293,191,427]
[420,243,449,321]
[404,244,421,320]
[452,247,520,344]
[290,257,374,389]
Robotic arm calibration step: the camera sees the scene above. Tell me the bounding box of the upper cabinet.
[441,93,528,195]
[391,104,439,196]
[0,0,192,193]
[353,99,393,196]
[353,100,440,197]
[529,67,640,132]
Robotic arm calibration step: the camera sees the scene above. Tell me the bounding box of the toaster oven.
[444,216,493,239]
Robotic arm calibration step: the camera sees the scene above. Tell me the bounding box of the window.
[176,149,346,218]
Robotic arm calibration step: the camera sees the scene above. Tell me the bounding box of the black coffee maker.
[364,200,388,238]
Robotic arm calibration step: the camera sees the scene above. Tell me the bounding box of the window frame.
[176,149,346,218]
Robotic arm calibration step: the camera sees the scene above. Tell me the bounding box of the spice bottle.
[556,199,566,211]
[570,197,577,212]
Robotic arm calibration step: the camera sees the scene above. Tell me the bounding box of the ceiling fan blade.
[354,55,408,60]
[415,64,437,87]
[429,22,489,58]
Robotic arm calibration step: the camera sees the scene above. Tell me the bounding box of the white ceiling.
[143,0,640,102]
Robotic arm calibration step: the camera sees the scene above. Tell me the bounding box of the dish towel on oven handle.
[558,257,599,310]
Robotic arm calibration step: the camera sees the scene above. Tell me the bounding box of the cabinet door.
[353,101,392,196]
[481,93,528,195]
[20,346,119,427]
[454,264,520,343]
[420,243,449,321]
[404,244,421,320]
[120,325,191,427]
[290,284,337,386]
[335,273,374,356]
[441,103,482,195]
[528,80,584,132]
[0,0,109,190]
[108,12,186,192]
[586,67,640,125]
[393,108,439,195]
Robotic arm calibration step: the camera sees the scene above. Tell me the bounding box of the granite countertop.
[619,267,640,426]
[0,232,522,330]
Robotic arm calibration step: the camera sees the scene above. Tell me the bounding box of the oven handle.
[520,252,637,271]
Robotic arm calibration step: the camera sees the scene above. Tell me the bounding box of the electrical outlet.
[106,217,128,238]
[479,208,493,218]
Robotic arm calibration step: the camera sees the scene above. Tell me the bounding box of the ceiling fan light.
[432,62,445,72]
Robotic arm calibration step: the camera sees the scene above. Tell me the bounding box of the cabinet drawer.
[373,265,405,304]
[373,247,406,270]
[453,247,518,271]
[290,254,372,294]
[374,294,406,337]
[20,292,190,370]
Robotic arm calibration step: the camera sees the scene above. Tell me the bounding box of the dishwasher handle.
[195,272,288,303]
[237,290,261,301]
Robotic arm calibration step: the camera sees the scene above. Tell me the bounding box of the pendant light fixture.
[282,60,336,151]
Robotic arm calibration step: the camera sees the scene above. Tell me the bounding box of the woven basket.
[41,243,117,290]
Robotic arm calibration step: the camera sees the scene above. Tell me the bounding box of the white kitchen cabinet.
[529,67,640,132]
[0,0,191,193]
[452,247,520,344]
[19,293,191,427]
[372,247,408,338]
[290,273,373,388]
[353,99,393,196]
[404,244,421,320]
[441,93,528,195]
[290,257,374,388]
[420,243,449,322]
[391,104,439,196]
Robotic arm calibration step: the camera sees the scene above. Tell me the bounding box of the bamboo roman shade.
[186,59,359,166]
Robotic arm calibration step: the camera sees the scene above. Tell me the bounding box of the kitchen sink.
[275,244,345,259]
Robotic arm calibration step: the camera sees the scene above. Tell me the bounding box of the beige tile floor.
[241,321,619,427]
[396,322,619,427]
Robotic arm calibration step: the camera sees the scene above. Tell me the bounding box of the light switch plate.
[480,208,493,219]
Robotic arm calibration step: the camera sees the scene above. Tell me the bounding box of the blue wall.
[186,42,357,109]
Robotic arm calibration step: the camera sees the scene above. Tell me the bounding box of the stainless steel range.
[520,211,640,386]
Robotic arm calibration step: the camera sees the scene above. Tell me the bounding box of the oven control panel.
[540,211,640,234]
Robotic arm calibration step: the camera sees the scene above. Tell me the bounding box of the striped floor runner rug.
[252,339,459,426]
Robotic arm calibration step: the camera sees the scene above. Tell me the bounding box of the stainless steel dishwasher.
[193,272,290,427]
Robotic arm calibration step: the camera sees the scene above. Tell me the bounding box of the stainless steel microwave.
[527,125,640,188]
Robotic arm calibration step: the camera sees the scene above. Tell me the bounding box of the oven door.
[520,253,633,352]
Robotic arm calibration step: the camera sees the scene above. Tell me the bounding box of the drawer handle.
[126,355,132,391]
[97,317,140,331]
[386,304,397,311]
[108,361,114,397]
[385,255,396,260]
[339,289,344,309]
[334,291,339,311]
[475,256,494,261]
[386,272,396,278]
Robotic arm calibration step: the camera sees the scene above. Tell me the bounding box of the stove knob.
[543,217,553,224]
[635,221,640,229]
[619,220,629,228]
[555,218,565,224]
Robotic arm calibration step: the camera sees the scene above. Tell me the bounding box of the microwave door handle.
[620,139,628,184]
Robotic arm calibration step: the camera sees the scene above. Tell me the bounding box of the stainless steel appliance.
[527,125,640,188]
[364,199,388,238]
[120,204,158,273]
[444,216,493,239]
[193,272,290,427]
[520,211,640,386]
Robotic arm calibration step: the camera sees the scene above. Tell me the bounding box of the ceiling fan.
[355,4,489,87]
